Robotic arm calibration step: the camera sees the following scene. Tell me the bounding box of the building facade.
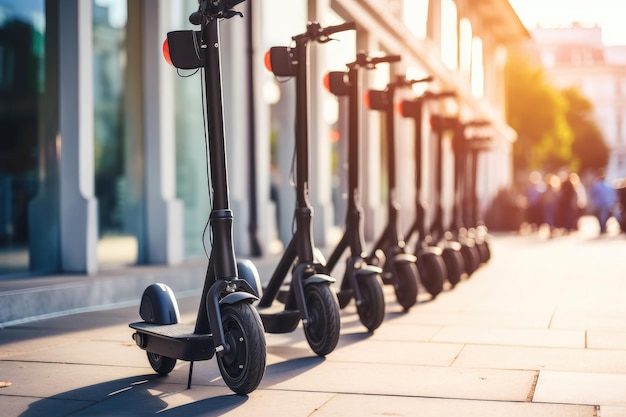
[0,0,528,277]
[531,23,626,182]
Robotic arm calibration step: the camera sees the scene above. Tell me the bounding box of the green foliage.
[561,87,610,172]
[506,52,573,173]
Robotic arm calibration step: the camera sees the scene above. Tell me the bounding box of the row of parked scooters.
[129,0,492,397]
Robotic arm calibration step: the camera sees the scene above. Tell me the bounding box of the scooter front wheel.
[304,283,341,356]
[356,273,385,332]
[393,261,419,311]
[217,302,267,395]
[147,352,176,375]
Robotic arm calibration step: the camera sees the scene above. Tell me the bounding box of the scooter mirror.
[324,71,349,96]
[265,46,296,77]
[364,89,388,111]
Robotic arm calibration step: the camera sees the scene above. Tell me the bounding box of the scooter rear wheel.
[304,283,341,356]
[393,261,419,311]
[147,352,176,375]
[416,252,445,297]
[356,273,385,332]
[217,302,267,395]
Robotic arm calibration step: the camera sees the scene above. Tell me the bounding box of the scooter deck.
[129,322,215,361]
[256,303,301,334]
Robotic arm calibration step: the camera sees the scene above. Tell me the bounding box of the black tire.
[461,244,480,276]
[217,302,266,395]
[303,283,341,356]
[393,261,419,311]
[417,252,446,297]
[147,352,176,376]
[442,247,464,286]
[356,273,385,332]
[477,240,491,263]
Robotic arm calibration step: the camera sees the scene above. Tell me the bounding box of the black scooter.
[463,129,492,264]
[399,91,456,289]
[322,52,397,332]
[258,21,357,356]
[130,0,266,395]
[428,114,469,282]
[364,75,432,310]
[446,118,484,276]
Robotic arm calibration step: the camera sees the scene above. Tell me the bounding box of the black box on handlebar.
[399,99,420,118]
[327,71,349,96]
[366,90,389,111]
[167,30,206,70]
[268,47,296,77]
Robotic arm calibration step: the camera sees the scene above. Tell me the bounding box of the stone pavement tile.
[366,322,442,343]
[265,362,535,401]
[0,360,157,400]
[601,406,626,417]
[432,325,584,348]
[452,344,626,373]
[534,370,626,407]
[313,394,595,417]
[394,310,551,329]
[550,310,626,331]
[328,339,463,367]
[587,330,626,350]
[4,394,92,417]
[70,383,334,417]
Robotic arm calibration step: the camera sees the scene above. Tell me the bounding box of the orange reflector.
[323,72,331,92]
[363,91,371,109]
[162,38,172,66]
[264,50,272,72]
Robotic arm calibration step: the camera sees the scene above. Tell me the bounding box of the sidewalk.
[2,217,626,416]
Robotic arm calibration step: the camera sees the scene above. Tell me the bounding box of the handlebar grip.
[371,54,401,65]
[320,21,356,36]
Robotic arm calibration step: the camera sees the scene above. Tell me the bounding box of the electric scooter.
[448,118,483,276]
[398,91,456,288]
[363,75,432,310]
[321,52,398,332]
[129,0,266,395]
[428,114,469,282]
[463,130,492,264]
[258,21,357,356]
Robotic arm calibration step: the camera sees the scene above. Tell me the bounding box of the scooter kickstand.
[187,361,194,389]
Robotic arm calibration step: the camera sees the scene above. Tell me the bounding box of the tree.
[505,52,573,174]
[561,87,609,173]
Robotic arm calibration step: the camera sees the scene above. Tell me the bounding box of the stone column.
[141,0,183,265]
[58,0,98,274]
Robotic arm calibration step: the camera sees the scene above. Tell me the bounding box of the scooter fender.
[237,259,263,298]
[139,283,181,325]
[391,253,417,266]
[303,273,336,286]
[219,290,259,306]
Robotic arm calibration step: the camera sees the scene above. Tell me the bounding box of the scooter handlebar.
[319,21,357,37]
[297,21,356,43]
[370,54,401,66]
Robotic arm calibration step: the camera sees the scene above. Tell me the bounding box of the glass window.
[440,0,457,70]
[0,0,45,275]
[403,0,428,40]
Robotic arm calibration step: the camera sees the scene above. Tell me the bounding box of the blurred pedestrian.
[616,178,626,234]
[542,173,560,234]
[556,171,580,232]
[589,167,616,234]
[525,171,545,231]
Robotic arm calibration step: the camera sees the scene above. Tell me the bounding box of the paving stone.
[453,344,626,373]
[534,370,626,407]
[587,330,626,350]
[432,325,584,348]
